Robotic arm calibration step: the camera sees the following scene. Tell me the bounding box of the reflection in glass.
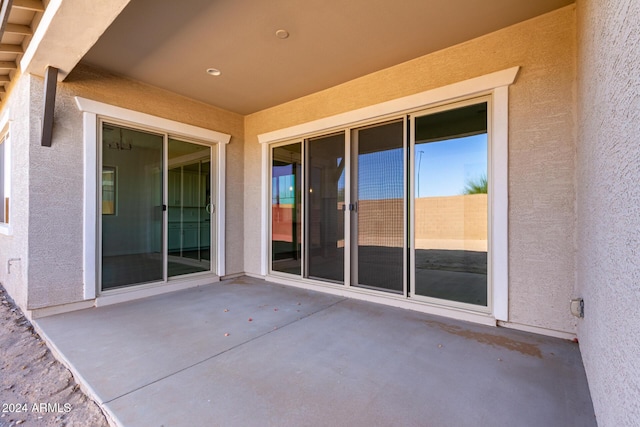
[271,143,302,275]
[167,139,211,277]
[414,103,488,306]
[353,121,404,293]
[306,133,345,283]
[101,124,164,290]
[102,167,116,215]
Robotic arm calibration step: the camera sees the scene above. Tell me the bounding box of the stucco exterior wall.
[245,6,577,333]
[576,0,640,425]
[25,64,244,309]
[0,73,31,310]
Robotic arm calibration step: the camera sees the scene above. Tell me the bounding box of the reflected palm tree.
[463,173,488,194]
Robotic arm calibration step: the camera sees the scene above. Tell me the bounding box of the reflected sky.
[358,149,403,200]
[356,133,487,200]
[416,134,487,198]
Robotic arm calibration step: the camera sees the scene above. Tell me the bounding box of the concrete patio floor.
[34,276,595,427]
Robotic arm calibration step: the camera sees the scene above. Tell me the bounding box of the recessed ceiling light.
[275,29,289,39]
[206,68,221,76]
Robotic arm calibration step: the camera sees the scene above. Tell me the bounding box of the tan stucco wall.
[245,6,577,333]
[25,64,244,309]
[576,0,640,425]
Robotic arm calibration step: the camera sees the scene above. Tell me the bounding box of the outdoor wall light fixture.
[206,68,221,76]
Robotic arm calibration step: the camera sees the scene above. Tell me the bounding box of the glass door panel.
[306,133,345,283]
[167,138,212,277]
[351,121,405,293]
[413,102,488,306]
[101,123,164,290]
[271,143,302,275]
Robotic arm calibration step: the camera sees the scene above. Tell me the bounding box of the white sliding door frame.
[259,67,517,324]
[77,97,230,301]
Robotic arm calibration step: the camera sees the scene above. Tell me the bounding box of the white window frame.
[258,67,518,324]
[75,97,231,301]
[0,109,10,235]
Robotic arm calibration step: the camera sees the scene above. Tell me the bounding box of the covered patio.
[35,276,595,427]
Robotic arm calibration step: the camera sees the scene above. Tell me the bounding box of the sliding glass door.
[269,98,490,310]
[411,102,489,307]
[351,121,405,293]
[100,123,215,291]
[167,138,213,278]
[270,130,404,292]
[271,143,302,275]
[101,124,164,290]
[306,133,345,283]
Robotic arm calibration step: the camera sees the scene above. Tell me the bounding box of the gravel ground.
[0,286,109,427]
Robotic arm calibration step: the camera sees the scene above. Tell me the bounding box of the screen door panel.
[306,133,345,283]
[352,121,405,293]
